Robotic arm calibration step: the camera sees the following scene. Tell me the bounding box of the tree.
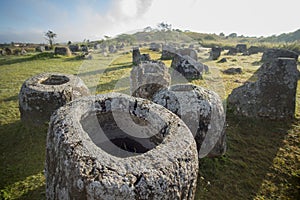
[157,22,172,31]
[228,33,237,38]
[44,30,57,49]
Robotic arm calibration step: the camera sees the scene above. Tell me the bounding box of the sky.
[0,0,299,43]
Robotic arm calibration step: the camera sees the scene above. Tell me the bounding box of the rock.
[236,44,247,53]
[94,44,101,49]
[140,54,151,61]
[132,47,151,65]
[81,45,89,52]
[226,47,237,55]
[222,67,242,75]
[210,46,222,60]
[171,53,204,79]
[109,45,117,53]
[228,58,298,119]
[149,43,161,51]
[132,47,141,65]
[161,44,176,60]
[21,48,27,55]
[35,46,45,52]
[45,93,198,200]
[189,44,195,48]
[176,48,198,61]
[69,44,80,52]
[248,46,264,55]
[130,61,170,100]
[217,58,227,63]
[84,53,93,60]
[152,84,226,158]
[13,49,21,55]
[19,73,90,126]
[261,48,299,63]
[204,65,209,73]
[116,44,123,49]
[54,47,72,56]
[5,47,12,55]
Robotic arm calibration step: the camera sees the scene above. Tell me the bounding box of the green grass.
[0,50,299,199]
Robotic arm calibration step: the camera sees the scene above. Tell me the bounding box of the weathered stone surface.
[116,43,125,49]
[152,84,226,158]
[130,61,170,100]
[132,47,141,65]
[45,93,198,200]
[228,58,298,119]
[21,48,27,55]
[217,58,227,63]
[161,44,176,60]
[222,67,242,75]
[226,47,237,55]
[204,65,209,74]
[109,45,117,53]
[261,48,299,63]
[189,44,195,49]
[149,43,161,51]
[248,46,264,55]
[81,45,89,52]
[19,73,90,126]
[5,47,12,55]
[94,44,101,49]
[132,48,151,65]
[236,44,247,53]
[54,47,72,56]
[69,44,80,52]
[210,46,222,60]
[171,53,204,79]
[36,46,45,52]
[176,48,198,61]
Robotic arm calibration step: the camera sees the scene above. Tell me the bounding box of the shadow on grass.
[79,62,132,77]
[0,52,57,66]
[195,113,296,200]
[96,76,130,94]
[17,185,45,200]
[0,120,47,192]
[1,95,19,102]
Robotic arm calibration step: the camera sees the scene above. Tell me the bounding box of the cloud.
[0,0,299,43]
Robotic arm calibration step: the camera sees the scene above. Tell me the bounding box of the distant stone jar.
[209,46,222,60]
[19,73,90,126]
[45,93,198,200]
[54,47,72,56]
[170,54,204,79]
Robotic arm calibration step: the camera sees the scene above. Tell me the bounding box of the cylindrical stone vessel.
[19,73,90,126]
[130,61,171,100]
[152,84,226,158]
[45,93,198,200]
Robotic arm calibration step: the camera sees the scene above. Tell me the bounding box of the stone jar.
[45,93,198,200]
[19,73,90,126]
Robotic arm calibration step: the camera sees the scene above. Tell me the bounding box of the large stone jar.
[45,93,198,200]
[19,73,90,126]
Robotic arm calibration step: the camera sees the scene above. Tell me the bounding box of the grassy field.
[0,49,299,199]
